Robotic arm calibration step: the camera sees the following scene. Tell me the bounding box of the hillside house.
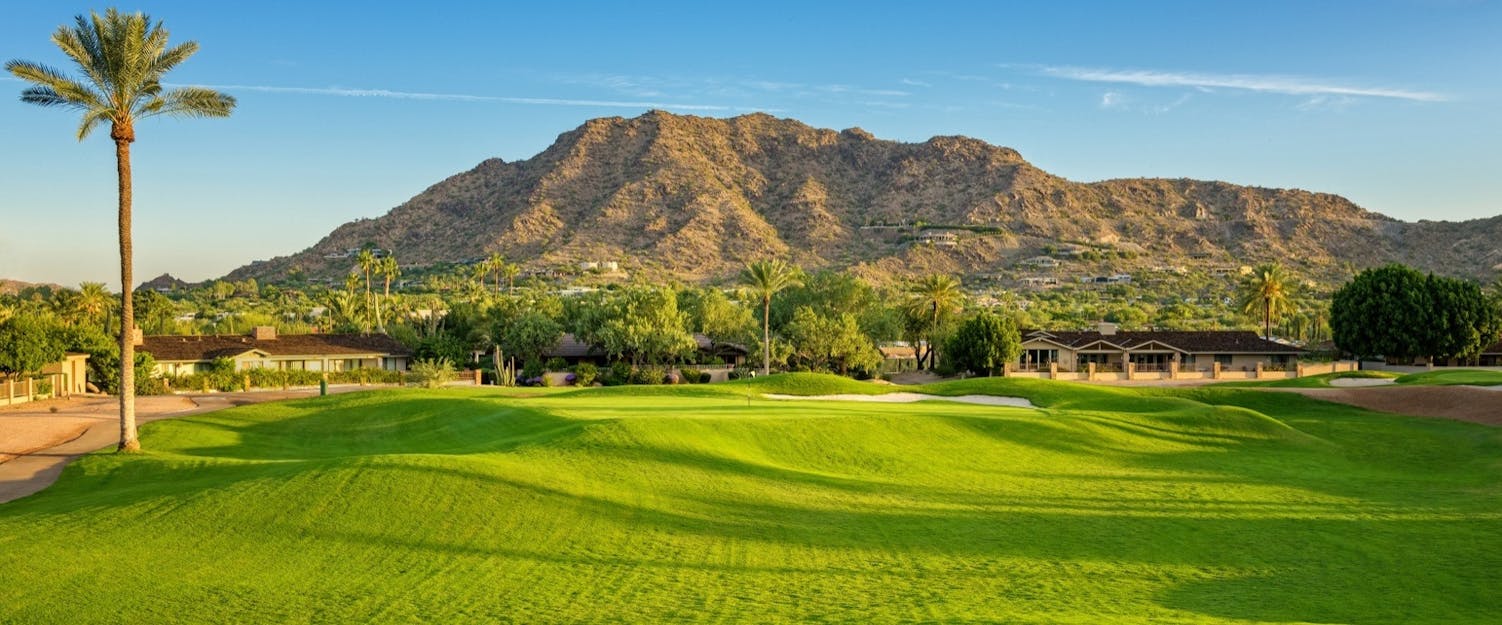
[916,231,959,247]
[139,326,411,376]
[1020,256,1061,269]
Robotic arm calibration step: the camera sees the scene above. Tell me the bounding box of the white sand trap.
[762,392,1035,409]
[1328,377,1396,388]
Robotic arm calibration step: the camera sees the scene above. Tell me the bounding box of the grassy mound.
[1,384,1498,624]
[1395,369,1502,387]
[723,371,906,396]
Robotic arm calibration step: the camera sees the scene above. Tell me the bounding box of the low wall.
[996,361,1357,383]
[1361,362,1502,374]
[1,373,67,406]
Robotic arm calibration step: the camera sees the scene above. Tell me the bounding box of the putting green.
[1,374,1497,624]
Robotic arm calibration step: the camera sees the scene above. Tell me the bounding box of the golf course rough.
[1,373,1498,624]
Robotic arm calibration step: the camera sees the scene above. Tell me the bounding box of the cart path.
[0,385,376,504]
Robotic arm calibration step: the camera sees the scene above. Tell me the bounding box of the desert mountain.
[226,111,1502,284]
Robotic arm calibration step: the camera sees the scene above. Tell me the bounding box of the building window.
[1214,354,1233,366]
[1020,349,1058,368]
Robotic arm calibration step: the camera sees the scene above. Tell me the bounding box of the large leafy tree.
[502,311,564,366]
[945,311,1022,376]
[0,314,67,378]
[902,274,966,370]
[782,307,882,375]
[1331,264,1500,362]
[1237,262,1295,340]
[682,287,757,357]
[739,260,802,375]
[7,9,234,451]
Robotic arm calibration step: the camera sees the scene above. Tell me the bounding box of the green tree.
[1331,264,1499,362]
[8,9,234,451]
[1331,265,1431,361]
[502,311,564,366]
[782,307,882,375]
[740,259,802,375]
[1426,274,1502,362]
[1237,262,1294,340]
[683,287,756,356]
[592,287,696,366]
[903,274,966,370]
[945,311,1022,376]
[0,315,67,377]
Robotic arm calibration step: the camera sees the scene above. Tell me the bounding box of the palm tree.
[8,9,234,452]
[904,274,966,370]
[1237,262,1294,341]
[356,249,378,333]
[76,281,114,328]
[377,255,400,332]
[486,252,505,294]
[501,262,521,294]
[739,259,802,376]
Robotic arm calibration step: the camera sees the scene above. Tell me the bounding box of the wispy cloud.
[1037,65,1445,102]
[1099,91,1124,109]
[184,83,741,111]
[900,78,932,88]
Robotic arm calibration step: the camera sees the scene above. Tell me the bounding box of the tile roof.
[140,333,412,363]
[1023,330,1303,354]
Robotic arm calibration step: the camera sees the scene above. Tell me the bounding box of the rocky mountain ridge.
[225,111,1502,285]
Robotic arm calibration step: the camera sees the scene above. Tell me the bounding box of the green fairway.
[2,374,1498,624]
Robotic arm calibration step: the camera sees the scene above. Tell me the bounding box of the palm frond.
[8,61,108,110]
[76,108,115,140]
[53,15,107,88]
[145,40,196,80]
[141,86,235,119]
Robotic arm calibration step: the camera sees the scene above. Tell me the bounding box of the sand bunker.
[762,392,1035,409]
[1328,377,1396,388]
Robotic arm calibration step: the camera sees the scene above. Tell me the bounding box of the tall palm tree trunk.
[1264,298,1271,341]
[379,276,391,332]
[762,296,771,376]
[364,268,373,332]
[115,132,139,452]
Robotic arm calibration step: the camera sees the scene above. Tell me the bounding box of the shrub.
[628,366,658,385]
[408,358,456,389]
[521,359,545,380]
[603,361,633,386]
[572,362,599,386]
[545,357,569,372]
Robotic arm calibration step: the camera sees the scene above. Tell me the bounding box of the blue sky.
[3,1,1499,288]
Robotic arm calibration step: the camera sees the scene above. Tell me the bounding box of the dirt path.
[0,385,377,504]
[1279,386,1502,426]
